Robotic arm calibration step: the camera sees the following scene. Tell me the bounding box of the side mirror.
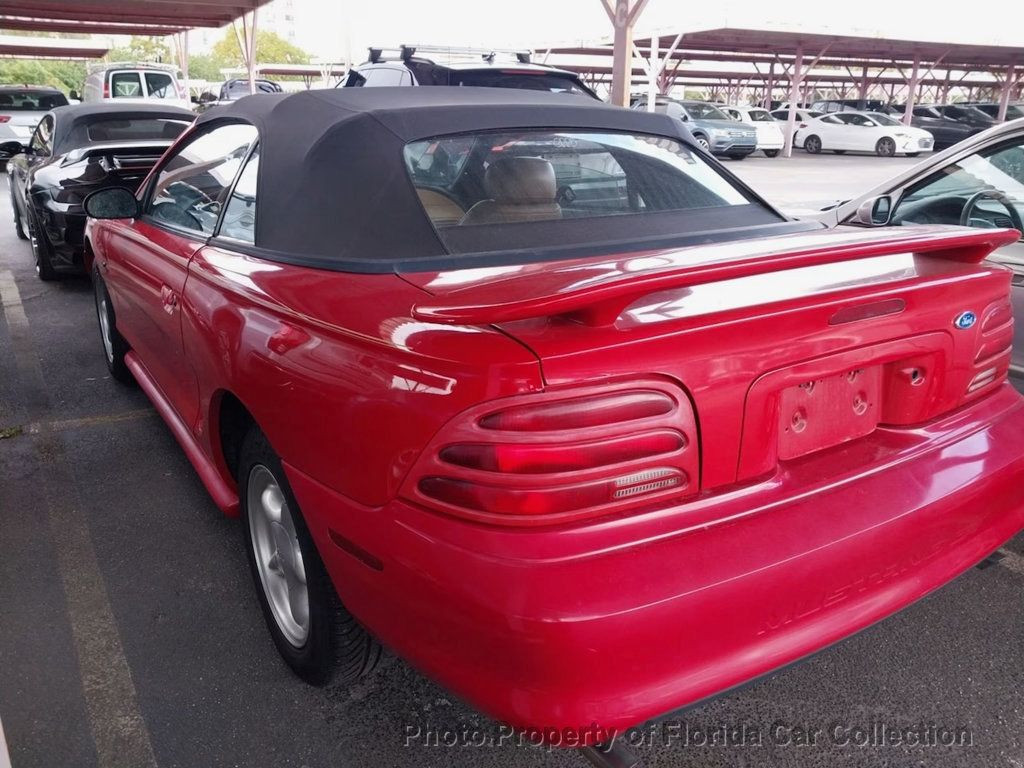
[852,195,892,226]
[0,140,26,160]
[84,187,140,220]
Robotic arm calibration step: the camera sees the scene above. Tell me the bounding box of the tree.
[210,29,310,67]
[0,58,86,93]
[105,36,172,65]
[187,53,224,82]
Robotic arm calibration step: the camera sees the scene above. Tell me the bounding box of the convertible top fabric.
[48,102,196,155]
[194,88,701,267]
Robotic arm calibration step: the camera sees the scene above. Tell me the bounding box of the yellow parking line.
[0,270,157,768]
[0,714,11,768]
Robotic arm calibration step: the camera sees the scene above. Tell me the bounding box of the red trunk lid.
[402,226,1018,491]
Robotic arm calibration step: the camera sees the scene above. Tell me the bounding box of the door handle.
[160,285,178,314]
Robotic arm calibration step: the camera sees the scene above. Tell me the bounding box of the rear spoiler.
[412,228,1020,327]
[63,141,173,165]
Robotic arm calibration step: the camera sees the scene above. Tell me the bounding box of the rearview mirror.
[0,140,26,160]
[852,195,892,226]
[84,187,140,220]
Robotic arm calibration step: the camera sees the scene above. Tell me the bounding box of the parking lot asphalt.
[1,161,1024,768]
[728,152,921,212]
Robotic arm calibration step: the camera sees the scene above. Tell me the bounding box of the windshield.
[866,112,902,126]
[402,129,781,255]
[451,71,594,97]
[0,89,68,111]
[682,102,730,120]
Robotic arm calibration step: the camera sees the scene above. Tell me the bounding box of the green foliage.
[105,36,173,65]
[210,29,310,67]
[187,53,223,82]
[0,58,85,92]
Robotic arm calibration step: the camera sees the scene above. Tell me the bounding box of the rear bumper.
[287,386,1024,740]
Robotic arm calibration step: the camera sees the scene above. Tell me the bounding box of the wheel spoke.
[247,464,310,647]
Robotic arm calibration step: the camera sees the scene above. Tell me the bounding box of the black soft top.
[49,102,195,155]
[193,87,725,270]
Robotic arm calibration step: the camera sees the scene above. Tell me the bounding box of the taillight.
[0,116,10,123]
[479,390,674,431]
[103,79,110,99]
[965,298,1014,399]
[403,382,699,526]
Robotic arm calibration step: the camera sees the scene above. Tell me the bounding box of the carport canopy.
[0,34,109,60]
[0,1,276,94]
[549,24,1024,155]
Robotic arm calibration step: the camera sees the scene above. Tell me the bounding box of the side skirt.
[124,351,240,516]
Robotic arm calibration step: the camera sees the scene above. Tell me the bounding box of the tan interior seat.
[416,188,465,227]
[459,156,561,226]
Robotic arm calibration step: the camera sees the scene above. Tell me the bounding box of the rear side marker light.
[479,390,674,431]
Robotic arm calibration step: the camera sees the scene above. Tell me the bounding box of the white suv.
[83,63,190,110]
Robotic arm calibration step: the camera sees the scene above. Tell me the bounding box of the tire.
[27,209,58,281]
[833,150,847,155]
[240,426,381,686]
[92,267,133,384]
[803,135,822,154]
[693,134,711,152]
[875,137,896,157]
[9,184,27,240]
[763,149,780,158]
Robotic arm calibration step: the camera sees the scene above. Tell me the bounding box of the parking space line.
[997,549,1024,577]
[28,408,156,434]
[0,714,11,768]
[0,270,158,768]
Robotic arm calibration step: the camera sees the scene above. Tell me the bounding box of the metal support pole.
[902,54,921,126]
[764,60,775,108]
[247,7,259,95]
[646,33,658,111]
[783,46,803,158]
[939,69,951,104]
[174,31,189,102]
[857,65,869,101]
[997,65,1016,122]
[603,0,648,107]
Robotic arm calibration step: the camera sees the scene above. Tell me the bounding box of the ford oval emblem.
[954,311,977,330]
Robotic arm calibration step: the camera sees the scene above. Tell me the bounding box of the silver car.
[0,86,69,168]
[812,118,1024,381]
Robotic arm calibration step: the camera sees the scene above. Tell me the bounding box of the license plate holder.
[778,366,882,461]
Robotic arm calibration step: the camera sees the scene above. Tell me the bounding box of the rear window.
[85,117,191,142]
[403,129,778,255]
[110,72,143,98]
[451,71,592,96]
[746,109,774,122]
[0,89,68,111]
[144,72,177,99]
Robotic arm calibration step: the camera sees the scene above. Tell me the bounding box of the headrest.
[484,156,556,204]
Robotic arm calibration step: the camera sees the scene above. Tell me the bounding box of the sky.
[280,0,1024,63]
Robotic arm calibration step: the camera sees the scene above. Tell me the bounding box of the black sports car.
[3,102,193,280]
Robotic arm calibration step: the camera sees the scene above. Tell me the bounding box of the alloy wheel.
[247,465,310,648]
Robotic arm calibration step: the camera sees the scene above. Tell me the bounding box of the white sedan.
[723,105,785,157]
[794,111,934,157]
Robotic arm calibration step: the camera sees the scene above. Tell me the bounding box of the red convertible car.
[83,88,1024,753]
